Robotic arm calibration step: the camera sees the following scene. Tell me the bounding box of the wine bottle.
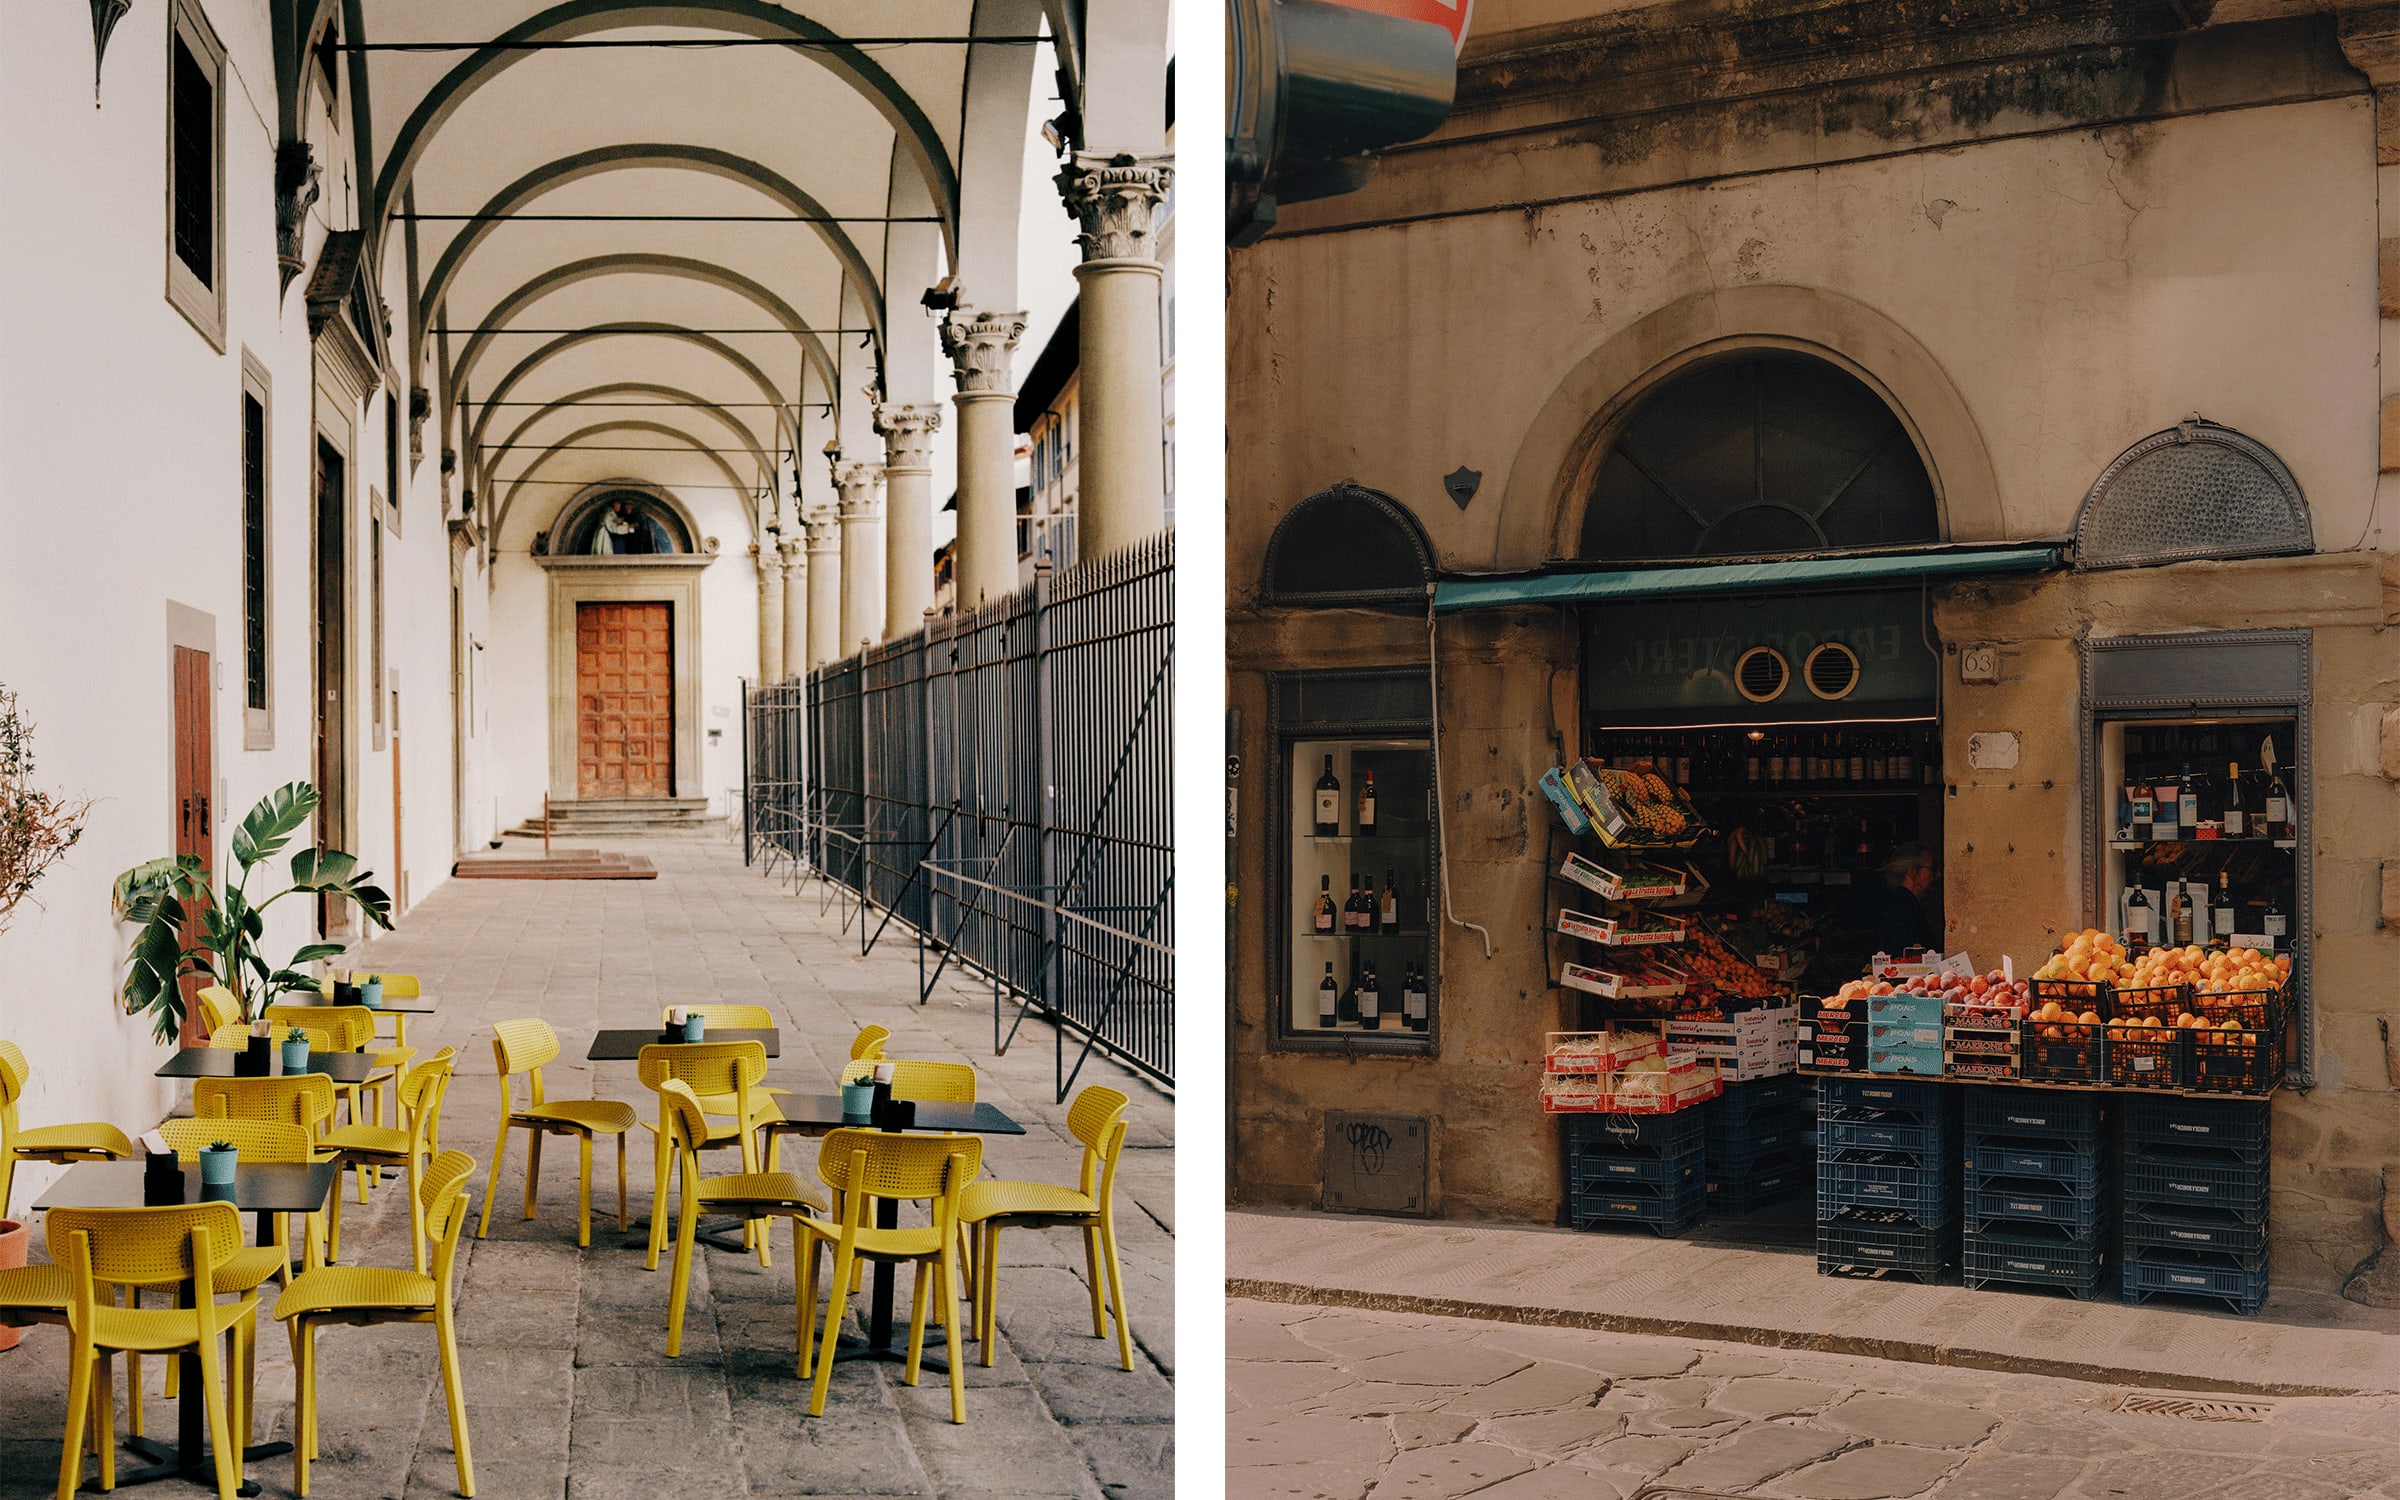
[2168,883,2193,947]
[2221,761,2246,838]
[1403,965,1428,1032]
[1344,874,1364,931]
[2264,767,2291,841]
[1379,872,1398,933]
[1314,755,1342,837]
[2126,883,2155,947]
[1356,962,1381,1029]
[1337,959,1359,1025]
[1317,963,1338,1028]
[2213,871,2236,936]
[1312,874,1336,934]
[1358,874,1378,932]
[1744,743,1763,784]
[2263,892,2288,950]
[1357,771,1377,834]
[2177,763,2199,839]
[1848,733,1866,783]
[1892,736,1916,784]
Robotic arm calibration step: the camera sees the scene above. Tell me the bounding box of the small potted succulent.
[198,1141,238,1188]
[360,973,384,1010]
[280,1027,312,1074]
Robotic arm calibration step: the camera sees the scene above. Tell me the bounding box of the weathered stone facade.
[1229,0,2400,1290]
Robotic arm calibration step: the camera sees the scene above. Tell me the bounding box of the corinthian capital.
[803,501,843,550]
[873,403,943,471]
[834,462,884,520]
[1057,153,1173,263]
[940,307,1028,396]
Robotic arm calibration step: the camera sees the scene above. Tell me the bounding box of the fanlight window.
[561,490,692,556]
[1263,483,1433,607]
[1580,352,1940,561]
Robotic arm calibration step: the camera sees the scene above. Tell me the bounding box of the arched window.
[1579,352,1939,561]
[2074,418,2311,570]
[559,489,693,556]
[1262,483,1432,608]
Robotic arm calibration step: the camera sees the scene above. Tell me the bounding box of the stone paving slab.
[1229,1209,2400,1396]
[1227,1297,2400,1500]
[0,831,1171,1498]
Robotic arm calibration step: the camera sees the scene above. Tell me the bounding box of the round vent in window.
[1735,647,1790,703]
[1805,642,1862,701]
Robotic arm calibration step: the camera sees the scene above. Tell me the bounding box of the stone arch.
[1498,285,2003,572]
[545,477,705,554]
[412,145,886,371]
[451,254,838,408]
[367,0,960,263]
[466,324,797,457]
[486,382,772,492]
[1262,482,1434,609]
[495,420,757,548]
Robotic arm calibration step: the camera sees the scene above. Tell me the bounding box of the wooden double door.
[575,602,674,798]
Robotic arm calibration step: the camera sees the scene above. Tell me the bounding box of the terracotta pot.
[0,1218,26,1352]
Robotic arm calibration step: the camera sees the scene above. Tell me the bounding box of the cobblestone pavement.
[1228,1297,2400,1500]
[0,831,1173,1498]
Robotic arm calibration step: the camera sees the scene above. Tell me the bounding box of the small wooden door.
[171,646,213,1044]
[576,602,673,798]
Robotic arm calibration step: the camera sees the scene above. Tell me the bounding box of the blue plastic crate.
[1568,1110,1707,1157]
[2121,1095,2271,1162]
[1819,1076,1947,1125]
[1576,1152,1704,1191]
[1709,1102,1806,1149]
[1963,1225,2111,1298]
[2122,1149,2270,1221]
[1818,1154,1957,1224]
[1827,1117,1952,1156]
[1571,1176,1707,1235]
[1712,1128,1809,1181]
[2122,1252,2270,1315]
[1712,1075,1806,1121]
[1965,1088,2106,1144]
[1965,1171,2109,1233]
[2123,1210,2268,1269]
[1817,1215,1956,1283]
[1968,1140,2105,1186]
[1710,1152,1810,1214]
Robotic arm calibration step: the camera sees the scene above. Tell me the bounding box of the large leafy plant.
[115,782,391,1042]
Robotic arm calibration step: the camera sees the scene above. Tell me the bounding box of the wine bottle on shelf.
[1357,771,1377,835]
[2264,766,2292,841]
[1312,874,1336,934]
[2126,883,2155,948]
[2168,883,2193,947]
[2177,764,2200,839]
[1848,734,1866,784]
[1314,756,1342,837]
[1343,874,1364,931]
[2214,871,2236,936]
[1317,963,1338,1028]
[2263,891,2289,950]
[2220,760,2246,837]
[1379,871,1399,933]
[1892,735,1916,785]
[1356,962,1381,1030]
[1744,743,1763,785]
[1358,874,1378,932]
[1337,959,1360,1025]
[1403,965,1428,1032]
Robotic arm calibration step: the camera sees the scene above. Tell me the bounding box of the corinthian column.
[1058,153,1171,561]
[804,499,842,669]
[942,307,1027,610]
[779,536,806,677]
[755,541,785,682]
[835,462,885,658]
[875,403,942,639]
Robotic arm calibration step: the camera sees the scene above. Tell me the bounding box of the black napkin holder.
[332,980,361,1006]
[236,1035,272,1076]
[661,1025,683,1043]
[142,1153,185,1206]
[871,1094,915,1131]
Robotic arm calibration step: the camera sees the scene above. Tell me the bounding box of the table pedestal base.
[115,1433,283,1496]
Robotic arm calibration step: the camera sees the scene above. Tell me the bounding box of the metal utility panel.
[1323,1111,1433,1215]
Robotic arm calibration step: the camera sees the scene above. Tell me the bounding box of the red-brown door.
[172,645,213,1044]
[576,602,673,798]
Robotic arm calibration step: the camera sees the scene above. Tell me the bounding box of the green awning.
[1430,545,2062,614]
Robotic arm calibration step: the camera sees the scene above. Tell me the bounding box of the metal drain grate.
[2110,1394,2274,1422]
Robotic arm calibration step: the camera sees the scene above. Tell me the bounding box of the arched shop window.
[558,489,693,556]
[1262,483,1433,608]
[1579,352,1940,561]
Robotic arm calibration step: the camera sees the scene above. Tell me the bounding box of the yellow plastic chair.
[194,985,239,1037]
[153,1118,323,1285]
[317,1050,455,1271]
[334,970,423,1048]
[661,1003,775,1030]
[960,1086,1136,1371]
[797,1129,981,1423]
[194,1073,338,1141]
[635,1042,780,1270]
[1,1041,135,1220]
[652,1080,824,1357]
[209,1021,334,1054]
[267,1004,393,1135]
[478,1019,634,1247]
[275,1149,477,1498]
[837,1057,978,1103]
[315,981,422,1125]
[849,1025,890,1061]
[51,1202,257,1500]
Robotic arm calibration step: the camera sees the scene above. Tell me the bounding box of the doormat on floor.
[451,849,658,880]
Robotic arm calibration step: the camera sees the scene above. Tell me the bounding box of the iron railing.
[744,533,1173,1098]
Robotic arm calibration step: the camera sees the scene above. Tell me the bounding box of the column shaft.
[877,405,942,639]
[779,540,806,677]
[805,506,842,669]
[943,308,1028,609]
[1059,155,1172,562]
[756,549,785,682]
[837,463,885,659]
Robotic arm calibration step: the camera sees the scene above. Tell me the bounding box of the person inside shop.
[1865,844,1940,955]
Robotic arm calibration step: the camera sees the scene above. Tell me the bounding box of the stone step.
[507,798,722,838]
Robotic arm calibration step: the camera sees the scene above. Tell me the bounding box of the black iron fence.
[743,533,1173,1098]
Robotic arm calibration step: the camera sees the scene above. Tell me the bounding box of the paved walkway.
[1229,1297,2400,1499]
[0,831,1174,1498]
[1229,1210,2400,1397]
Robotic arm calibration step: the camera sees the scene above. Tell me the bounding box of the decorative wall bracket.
[90,0,130,104]
[276,141,321,292]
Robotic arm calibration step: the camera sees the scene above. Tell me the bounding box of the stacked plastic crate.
[1705,1075,1811,1215]
[1566,1111,1707,1234]
[1817,1076,1958,1280]
[2119,1095,2271,1314]
[1961,1089,2111,1299]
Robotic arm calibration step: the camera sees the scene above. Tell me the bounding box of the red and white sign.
[1320,0,1474,54]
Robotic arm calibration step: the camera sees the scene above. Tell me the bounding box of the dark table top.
[156,1048,377,1083]
[275,995,435,1015]
[587,1027,780,1061]
[769,1094,1024,1136]
[32,1159,341,1215]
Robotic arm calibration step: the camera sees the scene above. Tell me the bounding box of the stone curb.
[1225,1277,2381,1398]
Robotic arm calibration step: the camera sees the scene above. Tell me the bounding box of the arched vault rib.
[486,382,773,490]
[411,144,887,370]
[451,253,837,409]
[367,0,960,265]
[466,322,801,460]
[495,419,762,548]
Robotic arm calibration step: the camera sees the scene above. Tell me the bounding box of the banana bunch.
[1727,827,1769,881]
[1596,767,1689,837]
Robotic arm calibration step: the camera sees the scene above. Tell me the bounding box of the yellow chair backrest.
[816,1127,982,1201]
[637,1041,767,1100]
[195,986,239,1035]
[210,1021,333,1052]
[838,1057,976,1104]
[662,1004,774,1030]
[399,1049,457,1118]
[1064,1085,1131,1193]
[849,1025,890,1061]
[656,1079,711,1159]
[492,1019,563,1110]
[194,1073,336,1133]
[338,972,421,1000]
[267,1004,376,1052]
[157,1116,313,1163]
[419,1149,476,1279]
[0,1040,30,1111]
[50,1202,242,1294]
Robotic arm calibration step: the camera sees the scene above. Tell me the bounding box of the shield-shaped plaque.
[1444,466,1482,509]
